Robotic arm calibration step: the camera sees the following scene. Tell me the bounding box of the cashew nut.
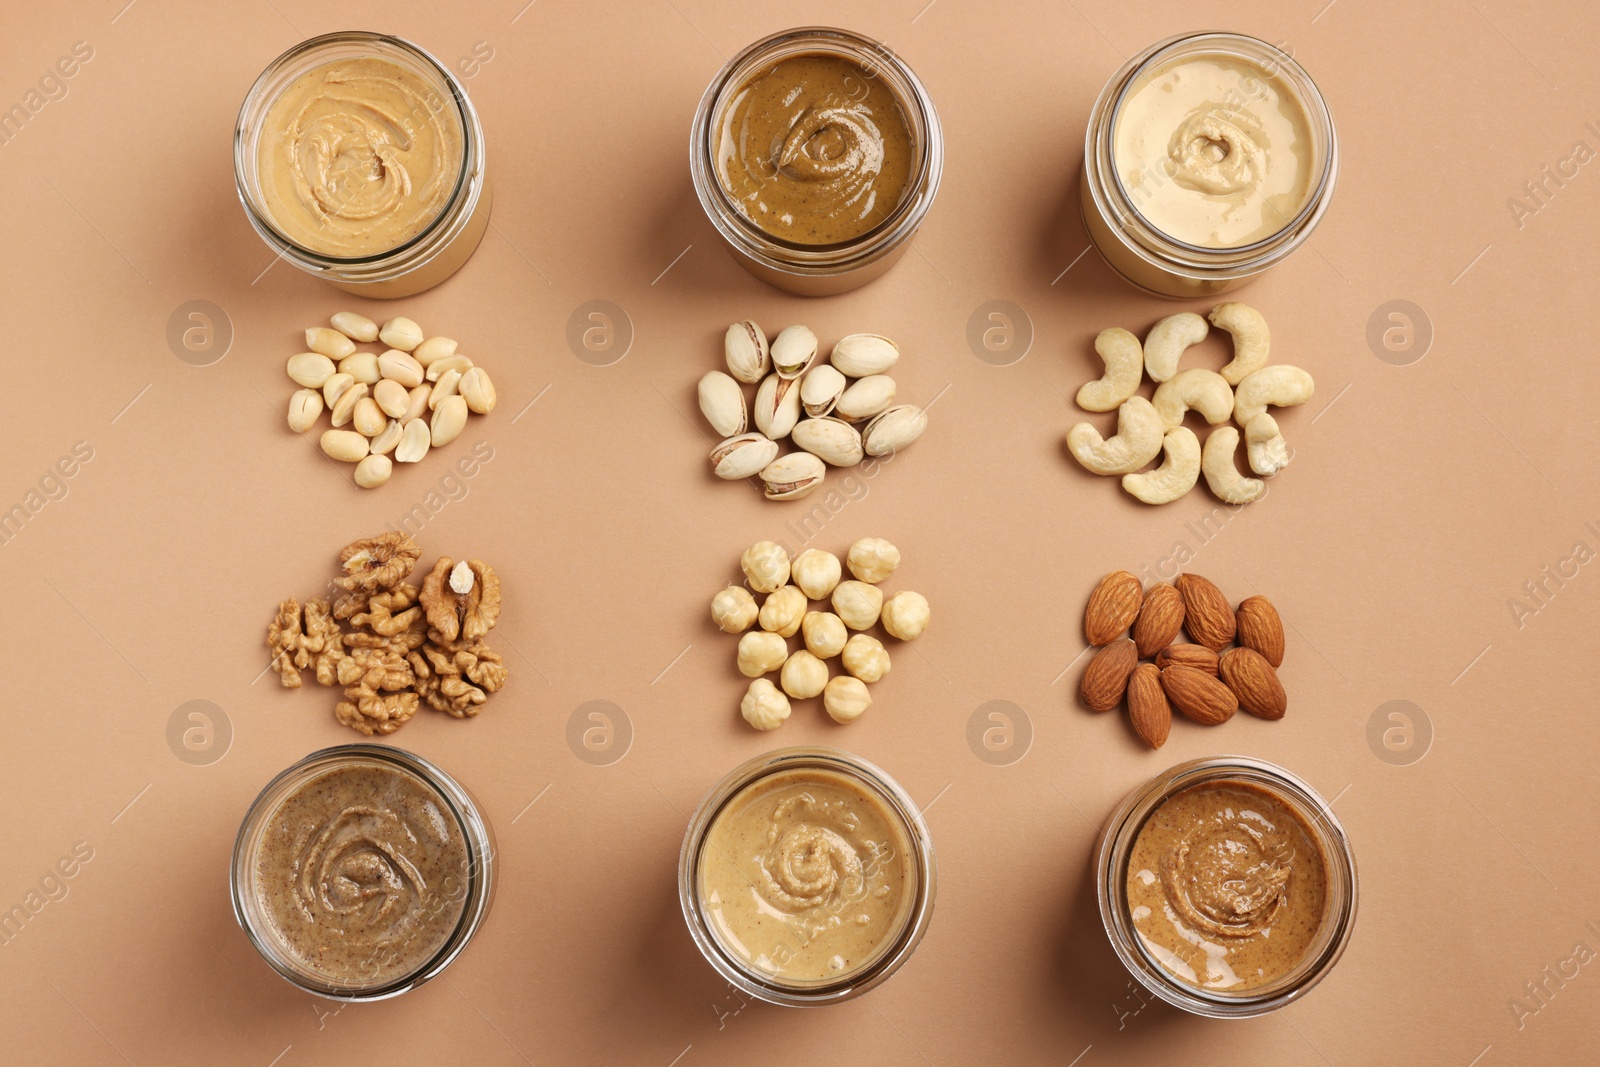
[1209,302,1270,385]
[1143,312,1209,383]
[1201,426,1265,504]
[1075,328,1144,412]
[1122,428,1200,504]
[1245,412,1292,476]
[1233,365,1314,426]
[1152,368,1234,430]
[1067,396,1164,475]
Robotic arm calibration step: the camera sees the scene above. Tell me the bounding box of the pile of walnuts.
[267,532,509,735]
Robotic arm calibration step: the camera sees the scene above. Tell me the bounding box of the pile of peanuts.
[284,312,498,489]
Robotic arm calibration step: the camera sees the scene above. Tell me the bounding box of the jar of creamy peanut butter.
[1095,756,1357,1017]
[679,747,937,1005]
[690,28,944,297]
[234,32,491,298]
[1080,33,1338,297]
[230,744,496,1000]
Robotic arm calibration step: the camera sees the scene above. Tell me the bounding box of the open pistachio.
[835,375,897,422]
[862,405,928,457]
[791,417,864,467]
[698,370,748,437]
[710,433,779,480]
[800,364,847,417]
[830,333,899,377]
[753,373,802,440]
[759,452,825,500]
[724,320,770,384]
[771,324,819,380]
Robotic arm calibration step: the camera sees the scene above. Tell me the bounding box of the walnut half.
[335,532,420,594]
[420,557,502,643]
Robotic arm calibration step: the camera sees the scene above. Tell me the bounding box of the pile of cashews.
[1065,303,1314,505]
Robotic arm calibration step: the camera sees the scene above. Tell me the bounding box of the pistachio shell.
[800,364,847,418]
[791,417,864,467]
[759,452,826,500]
[862,404,927,456]
[698,370,747,437]
[753,373,802,440]
[771,324,819,379]
[830,333,899,377]
[835,374,897,421]
[710,433,779,480]
[724,320,770,384]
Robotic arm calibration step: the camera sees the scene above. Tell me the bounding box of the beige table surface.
[3,0,1598,1064]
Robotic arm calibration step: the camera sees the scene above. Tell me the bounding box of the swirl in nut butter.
[716,54,914,244]
[253,763,469,986]
[698,768,916,984]
[1126,781,1327,991]
[258,56,463,258]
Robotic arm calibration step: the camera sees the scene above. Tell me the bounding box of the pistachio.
[378,317,424,352]
[287,352,336,389]
[369,419,404,455]
[771,324,819,379]
[724,320,770,384]
[339,351,381,385]
[759,452,825,501]
[753,373,802,440]
[459,368,497,414]
[305,326,356,360]
[352,396,386,437]
[835,374,897,421]
[698,370,747,437]
[395,418,431,463]
[329,381,369,428]
[862,405,928,457]
[710,433,779,480]
[428,368,462,410]
[330,311,379,343]
[354,454,392,489]
[425,354,474,382]
[430,395,468,447]
[830,333,899,377]
[411,336,458,367]
[800,364,847,417]
[322,372,356,408]
[374,379,411,419]
[287,388,324,433]
[320,429,369,463]
[377,350,424,388]
[791,417,864,467]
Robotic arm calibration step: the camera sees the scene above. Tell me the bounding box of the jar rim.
[677,746,937,1006]
[233,30,479,268]
[689,27,944,276]
[229,743,495,1001]
[1094,755,1358,1018]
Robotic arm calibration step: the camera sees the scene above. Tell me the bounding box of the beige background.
[1,0,1596,1064]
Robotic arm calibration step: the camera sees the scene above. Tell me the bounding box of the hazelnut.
[741,541,790,593]
[759,586,806,638]
[842,634,891,683]
[802,611,848,659]
[741,678,791,731]
[791,549,843,600]
[824,676,871,723]
[881,591,930,641]
[832,580,884,631]
[780,650,829,700]
[711,586,758,634]
[737,631,788,677]
[847,538,901,584]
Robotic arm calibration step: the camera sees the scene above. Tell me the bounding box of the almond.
[1154,643,1220,676]
[1160,664,1237,725]
[1081,637,1138,712]
[1174,573,1235,651]
[1236,595,1286,668]
[1126,663,1171,748]
[1084,571,1144,646]
[1219,647,1287,720]
[1133,582,1185,658]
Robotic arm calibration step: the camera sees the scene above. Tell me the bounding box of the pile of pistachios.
[701,323,928,501]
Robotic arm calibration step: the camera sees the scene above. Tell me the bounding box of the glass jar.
[1095,756,1356,1017]
[230,744,496,1001]
[234,31,491,298]
[689,28,943,297]
[1080,33,1338,297]
[678,747,937,1006]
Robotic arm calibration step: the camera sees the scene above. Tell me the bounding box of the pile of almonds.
[702,323,928,501]
[284,311,498,489]
[1079,570,1287,748]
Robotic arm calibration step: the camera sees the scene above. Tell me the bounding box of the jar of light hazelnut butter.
[690,28,944,296]
[679,747,937,1005]
[1081,33,1338,297]
[231,745,495,1000]
[1095,756,1358,1017]
[234,31,491,298]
